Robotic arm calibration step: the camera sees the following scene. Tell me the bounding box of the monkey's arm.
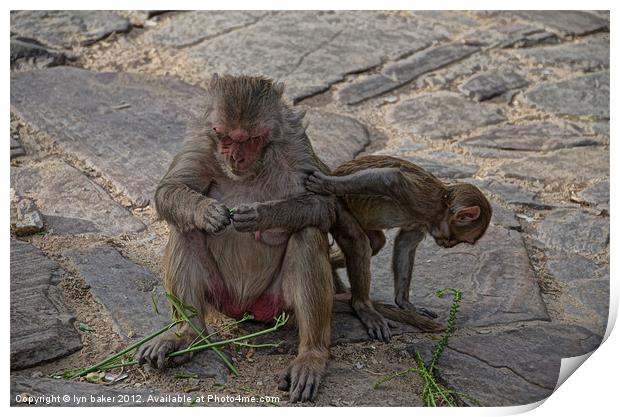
[155,149,230,234]
[306,168,406,200]
[231,193,337,233]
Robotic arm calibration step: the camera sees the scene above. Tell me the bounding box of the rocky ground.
[10,10,609,407]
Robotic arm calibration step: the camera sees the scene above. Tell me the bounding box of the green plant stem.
[85,314,288,372]
[71,319,183,378]
[169,314,289,357]
[188,314,254,348]
[166,294,238,376]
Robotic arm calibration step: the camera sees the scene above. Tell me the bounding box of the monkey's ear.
[274,81,285,97]
[453,206,481,226]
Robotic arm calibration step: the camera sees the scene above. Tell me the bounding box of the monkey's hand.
[196,200,231,234]
[230,203,267,232]
[305,171,338,195]
[137,332,193,370]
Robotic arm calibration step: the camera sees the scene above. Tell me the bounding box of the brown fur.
[306,155,492,322]
[139,75,335,403]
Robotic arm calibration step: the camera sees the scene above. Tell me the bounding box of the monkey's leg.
[279,227,333,403]
[332,207,392,342]
[367,229,387,255]
[393,227,438,319]
[138,229,219,369]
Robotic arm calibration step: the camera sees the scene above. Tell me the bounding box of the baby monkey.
[306,155,492,318]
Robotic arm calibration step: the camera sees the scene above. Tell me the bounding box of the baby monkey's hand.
[305,171,338,195]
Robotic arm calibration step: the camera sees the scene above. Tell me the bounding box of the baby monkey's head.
[431,183,492,249]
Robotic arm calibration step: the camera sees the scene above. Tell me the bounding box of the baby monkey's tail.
[373,302,444,333]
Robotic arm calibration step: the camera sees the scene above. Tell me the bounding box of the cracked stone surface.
[9,10,610,407]
[10,11,131,49]
[366,225,549,327]
[338,43,479,104]
[10,240,82,370]
[145,11,269,47]
[410,323,601,405]
[182,11,444,101]
[460,122,600,153]
[516,36,609,72]
[387,92,505,139]
[525,72,610,119]
[534,209,609,256]
[63,245,171,340]
[463,23,559,48]
[511,11,609,36]
[491,147,608,185]
[11,159,145,235]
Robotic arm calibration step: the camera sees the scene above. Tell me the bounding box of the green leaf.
[85,371,105,384]
[78,322,94,332]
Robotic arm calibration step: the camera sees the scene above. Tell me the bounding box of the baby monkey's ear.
[453,206,481,226]
[273,81,285,97]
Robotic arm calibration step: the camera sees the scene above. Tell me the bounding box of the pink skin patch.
[215,287,287,322]
[254,231,262,241]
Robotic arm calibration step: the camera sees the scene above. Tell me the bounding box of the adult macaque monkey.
[307,155,492,319]
[138,75,430,402]
[138,74,336,402]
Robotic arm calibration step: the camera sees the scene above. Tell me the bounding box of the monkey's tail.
[373,302,444,333]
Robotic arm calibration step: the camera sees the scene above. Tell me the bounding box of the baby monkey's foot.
[305,171,341,195]
[396,299,439,319]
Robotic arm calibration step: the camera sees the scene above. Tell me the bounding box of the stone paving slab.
[11,159,145,235]
[11,67,371,206]
[10,11,131,49]
[463,23,559,49]
[470,178,550,209]
[458,70,528,102]
[10,240,82,370]
[515,36,609,72]
[182,11,444,102]
[10,36,69,70]
[525,72,609,119]
[409,323,602,406]
[374,149,479,180]
[145,11,269,47]
[546,250,609,335]
[63,245,171,340]
[491,146,608,186]
[387,92,505,139]
[11,376,165,407]
[460,122,600,153]
[511,11,609,36]
[575,180,609,211]
[533,209,609,256]
[338,43,479,104]
[367,225,549,327]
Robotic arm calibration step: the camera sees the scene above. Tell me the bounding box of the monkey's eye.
[250,135,262,142]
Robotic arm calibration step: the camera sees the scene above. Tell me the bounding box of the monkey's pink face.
[213,125,269,176]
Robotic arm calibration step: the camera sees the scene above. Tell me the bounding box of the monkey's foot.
[352,300,392,342]
[396,299,439,319]
[305,171,340,195]
[278,351,327,403]
[137,335,193,370]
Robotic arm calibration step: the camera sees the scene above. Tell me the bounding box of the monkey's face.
[213,125,270,178]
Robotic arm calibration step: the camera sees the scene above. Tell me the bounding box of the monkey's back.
[333,155,448,230]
